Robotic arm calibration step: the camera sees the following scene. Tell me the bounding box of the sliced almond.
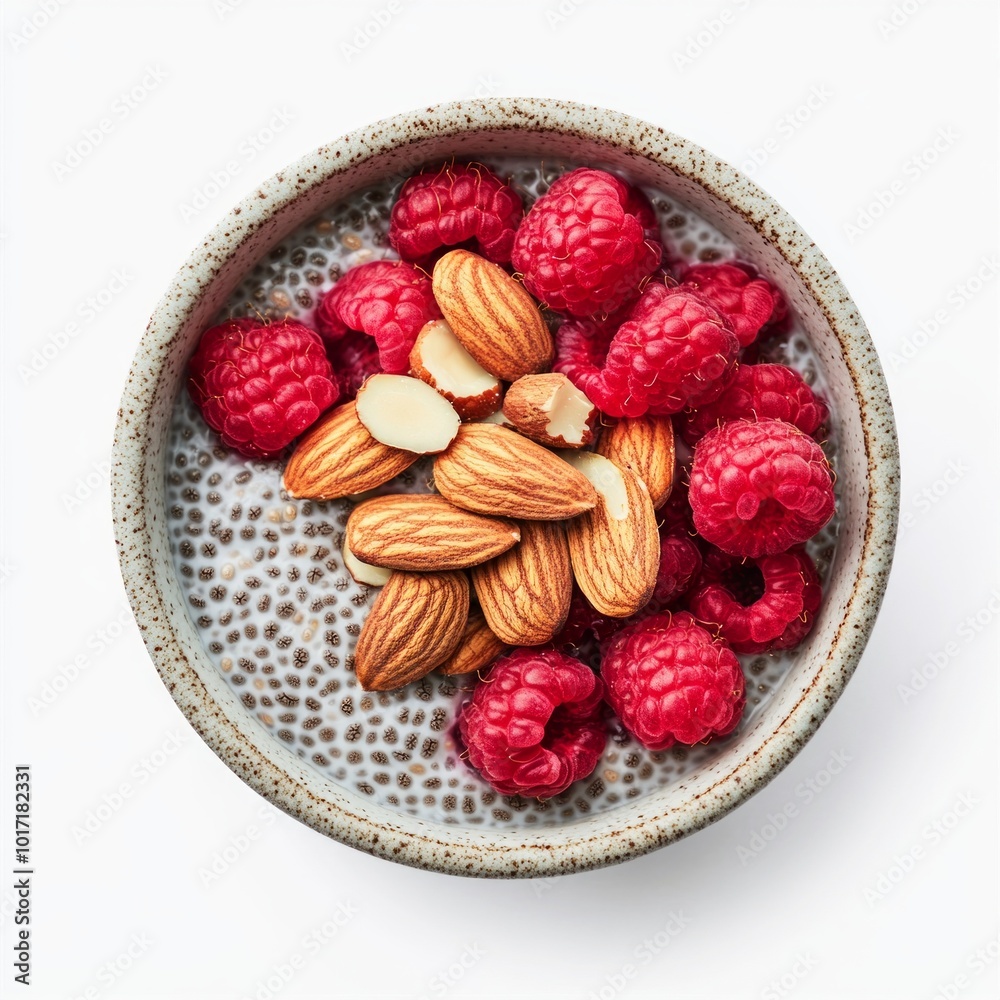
[354,570,469,691]
[438,612,507,676]
[432,249,554,381]
[409,319,502,420]
[432,423,597,520]
[471,520,572,645]
[342,535,392,587]
[561,452,660,618]
[282,401,417,500]
[355,374,460,454]
[502,373,597,449]
[346,494,520,571]
[596,414,676,508]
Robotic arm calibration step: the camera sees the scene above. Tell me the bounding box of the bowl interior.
[112,99,898,876]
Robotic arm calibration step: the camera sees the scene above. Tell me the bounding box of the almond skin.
[564,457,660,618]
[437,612,507,676]
[502,372,597,448]
[596,414,676,508]
[472,520,572,645]
[346,494,520,571]
[432,423,597,520]
[354,570,469,691]
[282,401,417,500]
[432,249,554,381]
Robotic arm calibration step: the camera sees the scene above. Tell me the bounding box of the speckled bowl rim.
[112,98,899,878]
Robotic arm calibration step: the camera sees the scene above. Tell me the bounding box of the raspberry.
[679,262,784,347]
[561,284,739,418]
[688,546,822,654]
[552,316,616,402]
[645,531,703,615]
[314,260,441,374]
[679,363,829,446]
[601,611,745,750]
[511,167,662,317]
[188,317,338,459]
[324,329,381,401]
[553,587,618,650]
[690,419,835,558]
[388,161,523,264]
[457,648,606,799]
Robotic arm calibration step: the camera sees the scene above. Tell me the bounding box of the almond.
[502,372,597,448]
[432,423,597,520]
[355,373,460,454]
[342,535,392,587]
[437,612,507,676]
[282,401,417,500]
[409,319,502,420]
[346,494,520,571]
[561,452,660,618]
[471,520,572,645]
[354,570,469,691]
[432,249,553,381]
[595,414,675,508]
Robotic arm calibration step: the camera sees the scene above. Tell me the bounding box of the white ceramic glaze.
[112,99,899,877]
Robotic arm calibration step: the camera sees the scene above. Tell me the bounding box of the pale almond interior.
[559,451,630,520]
[416,320,500,404]
[540,378,595,445]
[342,536,392,587]
[356,374,460,454]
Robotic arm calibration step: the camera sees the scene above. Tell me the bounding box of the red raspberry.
[679,262,784,347]
[562,284,739,418]
[690,419,835,558]
[314,260,441,374]
[389,161,523,264]
[457,648,606,799]
[188,317,338,459]
[688,546,822,654]
[324,329,381,401]
[645,531,703,614]
[552,315,616,403]
[679,363,829,446]
[511,167,662,317]
[553,587,619,650]
[601,611,745,750]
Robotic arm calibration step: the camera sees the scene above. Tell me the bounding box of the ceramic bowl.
[111,98,899,877]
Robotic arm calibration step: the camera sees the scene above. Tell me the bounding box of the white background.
[1,1,997,998]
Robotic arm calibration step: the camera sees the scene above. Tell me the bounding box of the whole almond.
[438,612,507,676]
[354,570,469,691]
[432,249,553,381]
[562,453,660,618]
[472,520,572,645]
[433,424,597,520]
[346,494,520,571]
[282,401,417,500]
[596,414,676,508]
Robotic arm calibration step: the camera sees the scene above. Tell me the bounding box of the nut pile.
[186,160,836,801]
